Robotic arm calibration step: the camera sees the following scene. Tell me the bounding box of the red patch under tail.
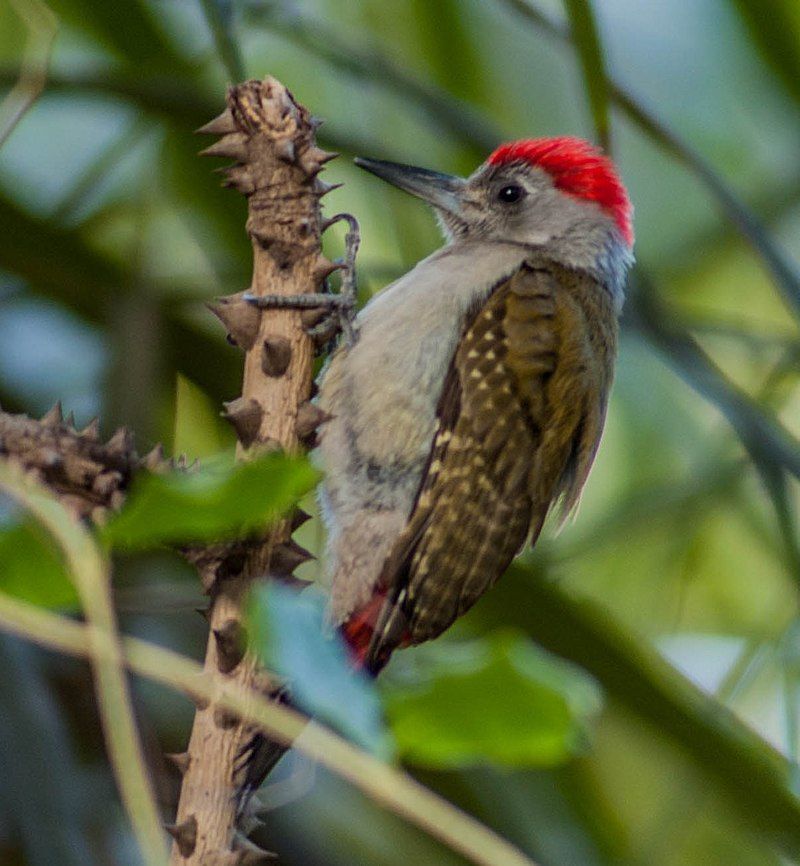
[341,592,410,674]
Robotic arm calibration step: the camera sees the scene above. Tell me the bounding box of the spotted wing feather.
[362,262,615,673]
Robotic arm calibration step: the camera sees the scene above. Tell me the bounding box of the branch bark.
[0,405,147,519]
[0,75,338,865]
[169,77,335,865]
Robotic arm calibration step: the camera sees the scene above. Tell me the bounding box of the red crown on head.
[487,137,634,247]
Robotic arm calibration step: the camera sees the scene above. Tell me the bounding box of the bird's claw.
[243,212,360,349]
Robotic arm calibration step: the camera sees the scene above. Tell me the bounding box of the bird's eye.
[497,184,524,204]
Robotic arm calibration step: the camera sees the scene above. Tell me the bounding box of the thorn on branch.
[214,706,240,730]
[221,398,263,448]
[313,179,343,197]
[290,507,312,531]
[214,619,246,674]
[165,814,198,858]
[219,164,256,195]
[297,145,338,177]
[299,306,328,329]
[141,443,167,473]
[195,108,237,136]
[41,401,63,426]
[312,255,342,281]
[92,470,122,498]
[165,752,191,775]
[107,426,134,456]
[200,134,249,162]
[79,417,100,440]
[274,138,295,163]
[295,402,331,442]
[233,833,278,863]
[207,293,262,351]
[260,336,292,377]
[270,539,314,577]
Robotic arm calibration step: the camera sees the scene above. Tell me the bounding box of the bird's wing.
[355,261,615,674]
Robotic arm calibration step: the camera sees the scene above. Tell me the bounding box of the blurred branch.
[0,192,124,311]
[247,4,502,155]
[479,565,800,860]
[0,462,167,866]
[627,270,800,481]
[562,0,611,151]
[727,0,800,109]
[50,117,152,223]
[0,635,99,866]
[0,65,383,162]
[199,0,245,81]
[781,623,800,765]
[553,458,743,564]
[684,319,800,352]
[0,591,542,866]
[756,463,800,588]
[0,0,57,148]
[105,185,164,446]
[499,0,800,321]
[717,637,776,705]
[0,66,215,124]
[628,273,800,590]
[0,192,240,407]
[761,343,800,401]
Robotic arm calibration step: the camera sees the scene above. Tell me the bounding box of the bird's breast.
[319,241,532,474]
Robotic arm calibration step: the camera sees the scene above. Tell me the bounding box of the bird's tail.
[236,601,401,817]
[341,588,414,676]
[234,686,292,820]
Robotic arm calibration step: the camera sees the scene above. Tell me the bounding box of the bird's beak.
[354,157,466,218]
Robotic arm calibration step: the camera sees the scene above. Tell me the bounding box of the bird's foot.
[244,212,360,349]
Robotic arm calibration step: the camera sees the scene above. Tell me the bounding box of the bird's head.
[355,137,634,290]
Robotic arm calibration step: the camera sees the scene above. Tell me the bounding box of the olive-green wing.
[364,263,612,673]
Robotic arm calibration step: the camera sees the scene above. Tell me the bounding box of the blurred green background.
[1,0,800,864]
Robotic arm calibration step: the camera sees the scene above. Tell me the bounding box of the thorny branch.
[0,586,542,866]
[0,461,167,866]
[168,76,340,865]
[0,74,346,866]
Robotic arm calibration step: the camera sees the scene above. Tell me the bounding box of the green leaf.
[0,518,77,609]
[0,635,99,865]
[478,563,800,859]
[562,0,611,151]
[385,631,601,768]
[101,452,319,549]
[44,0,189,71]
[161,127,250,266]
[0,194,123,319]
[172,374,229,460]
[249,583,392,757]
[728,0,800,108]
[199,0,245,81]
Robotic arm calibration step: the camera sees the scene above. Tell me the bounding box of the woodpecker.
[318,137,634,675]
[236,137,633,815]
